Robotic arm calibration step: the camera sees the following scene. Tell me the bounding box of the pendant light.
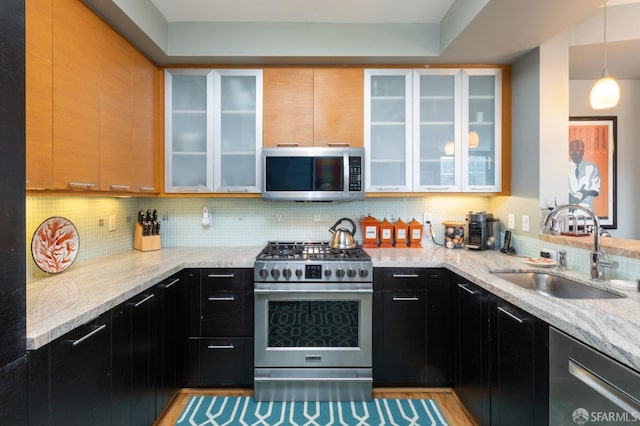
[590,0,620,109]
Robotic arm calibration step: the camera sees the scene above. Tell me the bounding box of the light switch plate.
[507,213,516,230]
[522,215,530,232]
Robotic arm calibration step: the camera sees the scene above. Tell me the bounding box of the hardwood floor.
[155,387,477,425]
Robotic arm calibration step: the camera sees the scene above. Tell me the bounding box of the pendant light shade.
[590,71,620,109]
[590,0,620,109]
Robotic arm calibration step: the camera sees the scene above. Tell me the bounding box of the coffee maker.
[466,211,500,250]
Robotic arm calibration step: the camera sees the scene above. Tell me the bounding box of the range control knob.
[295,268,303,279]
[359,267,369,278]
[324,268,332,278]
[347,267,357,278]
[335,267,345,278]
[270,268,280,279]
[282,267,292,280]
[259,267,269,279]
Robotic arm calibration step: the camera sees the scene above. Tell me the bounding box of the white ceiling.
[85,0,640,79]
[150,0,457,24]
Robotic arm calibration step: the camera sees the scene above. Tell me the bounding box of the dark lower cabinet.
[183,268,254,387]
[452,274,549,426]
[373,268,451,386]
[49,312,112,426]
[454,278,491,426]
[490,300,548,426]
[156,274,183,416]
[111,303,133,426]
[0,355,28,425]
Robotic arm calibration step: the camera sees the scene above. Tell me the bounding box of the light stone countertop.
[27,245,640,374]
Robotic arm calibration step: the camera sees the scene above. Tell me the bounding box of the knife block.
[133,222,161,252]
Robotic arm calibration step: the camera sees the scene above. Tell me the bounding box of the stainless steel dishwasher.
[549,327,640,425]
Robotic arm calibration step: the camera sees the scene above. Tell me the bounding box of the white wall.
[570,79,640,238]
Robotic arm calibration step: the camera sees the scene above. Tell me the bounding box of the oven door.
[254,283,372,369]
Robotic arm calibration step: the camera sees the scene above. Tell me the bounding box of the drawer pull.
[208,344,235,350]
[392,274,420,278]
[161,278,180,289]
[392,297,420,301]
[71,324,107,347]
[208,296,235,301]
[327,142,350,147]
[498,306,524,323]
[133,293,155,308]
[208,274,235,278]
[457,283,478,295]
[139,186,155,192]
[276,143,299,147]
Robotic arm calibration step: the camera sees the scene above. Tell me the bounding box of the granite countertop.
[27,245,640,374]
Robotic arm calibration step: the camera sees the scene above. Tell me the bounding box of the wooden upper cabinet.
[52,0,101,190]
[99,27,134,192]
[313,68,364,147]
[26,0,53,190]
[131,51,158,193]
[262,68,364,148]
[263,68,314,147]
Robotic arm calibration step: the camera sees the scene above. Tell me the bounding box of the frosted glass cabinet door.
[413,69,461,192]
[462,69,502,192]
[165,69,214,192]
[214,70,262,193]
[364,69,413,192]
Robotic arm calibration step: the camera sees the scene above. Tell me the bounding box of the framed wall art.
[568,116,617,229]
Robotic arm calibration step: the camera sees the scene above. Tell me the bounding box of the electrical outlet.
[108,215,117,232]
[522,215,530,232]
[423,212,433,226]
[507,213,516,230]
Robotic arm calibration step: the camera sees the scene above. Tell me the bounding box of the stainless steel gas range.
[253,241,373,402]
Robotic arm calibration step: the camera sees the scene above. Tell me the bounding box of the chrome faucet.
[543,204,618,281]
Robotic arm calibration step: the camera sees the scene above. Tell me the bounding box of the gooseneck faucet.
[543,204,618,281]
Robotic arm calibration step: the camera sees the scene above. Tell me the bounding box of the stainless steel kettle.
[329,217,357,249]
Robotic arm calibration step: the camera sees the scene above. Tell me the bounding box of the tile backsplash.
[26,195,489,278]
[26,195,640,282]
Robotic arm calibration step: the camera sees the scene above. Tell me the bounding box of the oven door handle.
[254,288,373,295]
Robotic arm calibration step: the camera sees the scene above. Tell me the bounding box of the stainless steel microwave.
[262,147,364,201]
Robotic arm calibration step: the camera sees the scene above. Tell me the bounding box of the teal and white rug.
[176,396,449,426]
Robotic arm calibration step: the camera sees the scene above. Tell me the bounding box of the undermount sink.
[493,272,626,299]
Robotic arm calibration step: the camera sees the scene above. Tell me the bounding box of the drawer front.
[185,337,253,387]
[201,290,245,336]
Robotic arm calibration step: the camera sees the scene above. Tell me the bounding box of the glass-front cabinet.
[165,69,214,192]
[462,69,501,192]
[365,67,502,193]
[364,69,413,192]
[214,70,262,192]
[164,69,262,193]
[413,69,461,191]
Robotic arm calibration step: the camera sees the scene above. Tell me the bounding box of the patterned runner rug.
[176,395,449,426]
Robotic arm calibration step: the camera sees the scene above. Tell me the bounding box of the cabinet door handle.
[392,297,420,301]
[208,344,235,350]
[67,182,95,189]
[276,142,299,147]
[569,358,640,416]
[497,306,524,323]
[208,274,235,278]
[133,293,155,308]
[139,186,155,192]
[208,296,235,301]
[327,142,350,147]
[71,324,107,347]
[392,274,420,278]
[109,184,130,191]
[161,278,180,289]
[457,283,478,295]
